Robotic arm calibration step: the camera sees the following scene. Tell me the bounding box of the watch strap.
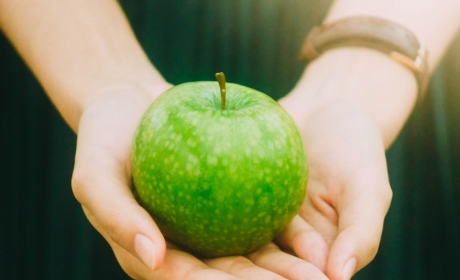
[299,16,429,101]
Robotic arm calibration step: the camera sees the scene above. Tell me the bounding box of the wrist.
[283,47,418,147]
[70,71,171,133]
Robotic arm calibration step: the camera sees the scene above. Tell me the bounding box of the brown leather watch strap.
[299,16,429,101]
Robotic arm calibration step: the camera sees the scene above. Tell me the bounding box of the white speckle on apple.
[257,150,265,159]
[186,138,196,147]
[207,155,218,165]
[149,108,167,131]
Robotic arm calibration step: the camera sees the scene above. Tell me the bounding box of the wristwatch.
[298,16,429,102]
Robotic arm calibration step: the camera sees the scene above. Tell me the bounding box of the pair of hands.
[71,80,392,280]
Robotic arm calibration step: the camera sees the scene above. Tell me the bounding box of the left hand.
[277,94,393,280]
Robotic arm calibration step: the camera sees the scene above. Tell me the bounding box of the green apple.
[132,73,308,257]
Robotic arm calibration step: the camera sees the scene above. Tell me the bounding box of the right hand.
[71,83,328,280]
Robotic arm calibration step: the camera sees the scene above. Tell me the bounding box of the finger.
[247,243,329,280]
[72,147,166,271]
[204,256,287,280]
[111,239,153,280]
[299,181,339,244]
[326,181,392,280]
[110,241,245,280]
[276,215,329,272]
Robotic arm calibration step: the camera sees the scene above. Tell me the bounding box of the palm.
[278,101,392,280]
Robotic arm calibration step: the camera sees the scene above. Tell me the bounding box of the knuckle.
[362,234,381,264]
[71,169,87,204]
[384,186,393,204]
[292,228,321,247]
[183,263,211,279]
[379,185,393,212]
[246,249,264,264]
[104,211,123,241]
[246,243,278,264]
[227,256,253,272]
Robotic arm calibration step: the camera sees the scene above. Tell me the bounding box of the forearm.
[286,0,460,147]
[0,0,166,131]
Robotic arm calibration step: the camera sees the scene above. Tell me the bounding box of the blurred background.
[1,0,459,279]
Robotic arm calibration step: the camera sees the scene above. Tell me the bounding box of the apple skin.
[132,82,308,257]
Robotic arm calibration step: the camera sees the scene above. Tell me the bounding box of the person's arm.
[0,1,328,279]
[278,1,460,280]
[0,0,166,131]
[287,0,460,147]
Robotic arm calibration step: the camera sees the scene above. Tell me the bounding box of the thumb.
[326,180,392,280]
[72,148,167,271]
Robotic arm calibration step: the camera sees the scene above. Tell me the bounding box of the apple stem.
[215,72,226,110]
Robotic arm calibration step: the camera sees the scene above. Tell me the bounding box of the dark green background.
[1,1,459,279]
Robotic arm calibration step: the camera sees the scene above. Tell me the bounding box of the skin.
[277,1,460,279]
[1,0,460,279]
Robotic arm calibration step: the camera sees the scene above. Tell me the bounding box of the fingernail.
[342,257,356,280]
[134,234,156,270]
